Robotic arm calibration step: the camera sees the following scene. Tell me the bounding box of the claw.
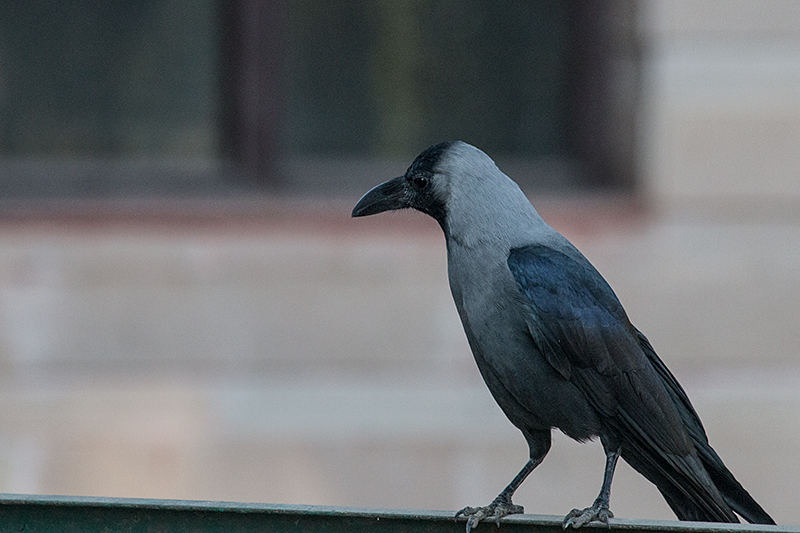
[562,502,614,529]
[455,500,524,532]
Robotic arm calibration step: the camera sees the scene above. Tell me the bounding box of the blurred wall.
[640,0,800,207]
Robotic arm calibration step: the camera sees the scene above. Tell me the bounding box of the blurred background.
[0,0,798,524]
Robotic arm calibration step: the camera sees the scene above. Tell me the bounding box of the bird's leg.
[563,443,621,529]
[456,430,550,532]
[456,457,540,532]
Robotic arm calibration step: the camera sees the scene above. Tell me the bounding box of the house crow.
[352,141,774,531]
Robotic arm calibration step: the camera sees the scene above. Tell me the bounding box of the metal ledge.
[0,494,795,533]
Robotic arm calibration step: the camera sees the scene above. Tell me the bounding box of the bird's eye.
[412,176,429,189]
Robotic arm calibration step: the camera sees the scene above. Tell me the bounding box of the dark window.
[0,0,638,200]
[0,0,223,198]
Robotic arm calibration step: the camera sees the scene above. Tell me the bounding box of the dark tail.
[635,330,775,525]
[695,440,775,524]
[618,421,738,523]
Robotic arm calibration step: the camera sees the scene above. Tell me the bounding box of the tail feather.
[635,330,775,525]
[695,441,776,524]
[619,424,738,523]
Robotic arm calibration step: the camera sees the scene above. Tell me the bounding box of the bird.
[351,141,775,531]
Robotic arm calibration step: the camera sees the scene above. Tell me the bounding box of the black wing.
[507,244,739,523]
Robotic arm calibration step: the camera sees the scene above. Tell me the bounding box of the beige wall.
[639,0,800,207]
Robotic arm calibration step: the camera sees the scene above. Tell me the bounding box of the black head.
[351,141,454,225]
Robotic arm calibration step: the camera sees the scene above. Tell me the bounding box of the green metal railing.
[0,494,796,533]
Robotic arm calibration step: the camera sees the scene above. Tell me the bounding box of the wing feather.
[507,244,738,522]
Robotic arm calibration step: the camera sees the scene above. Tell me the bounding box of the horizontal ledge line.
[0,494,794,532]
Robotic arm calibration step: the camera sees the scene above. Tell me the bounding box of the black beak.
[351,176,408,217]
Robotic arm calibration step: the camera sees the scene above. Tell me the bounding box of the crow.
[352,141,775,531]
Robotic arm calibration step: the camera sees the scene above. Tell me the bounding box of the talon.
[455,506,476,522]
[456,498,524,532]
[562,502,613,529]
[466,509,488,533]
[562,508,580,530]
[601,509,614,528]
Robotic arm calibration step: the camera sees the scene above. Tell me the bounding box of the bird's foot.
[562,500,613,529]
[455,495,524,532]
